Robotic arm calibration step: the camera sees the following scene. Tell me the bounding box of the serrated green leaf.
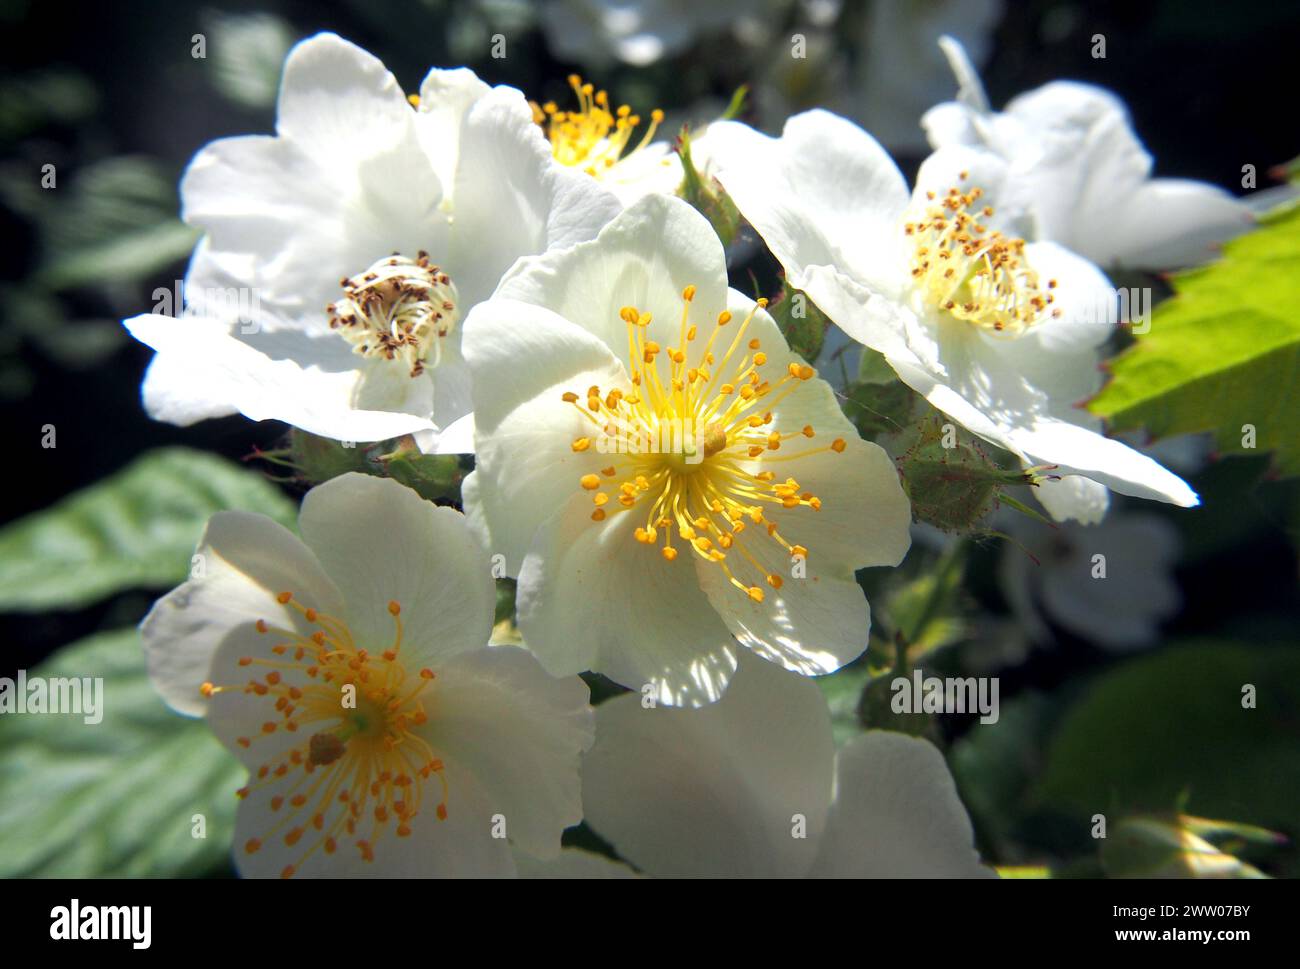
[0,447,296,612]
[1089,204,1300,475]
[0,629,242,876]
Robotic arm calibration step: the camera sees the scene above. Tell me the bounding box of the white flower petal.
[140,511,343,717]
[297,473,495,667]
[936,33,990,112]
[718,298,913,567]
[895,341,1198,510]
[137,344,240,427]
[1032,473,1110,525]
[124,313,437,443]
[495,193,730,367]
[414,67,492,198]
[600,140,684,206]
[462,298,628,574]
[427,646,594,860]
[710,111,911,295]
[517,495,738,706]
[274,33,415,161]
[181,134,356,316]
[689,300,909,676]
[1012,420,1199,508]
[581,655,834,875]
[1079,178,1252,271]
[184,36,447,317]
[449,86,622,307]
[809,732,994,877]
[230,749,515,877]
[212,646,513,878]
[913,143,1036,238]
[696,546,871,678]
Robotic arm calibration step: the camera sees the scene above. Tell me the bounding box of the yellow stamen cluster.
[327,252,458,377]
[201,593,447,878]
[531,74,664,177]
[904,176,1060,335]
[561,287,846,602]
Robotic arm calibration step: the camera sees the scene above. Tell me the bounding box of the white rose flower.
[141,472,593,877]
[462,194,912,706]
[706,109,1199,524]
[529,72,681,207]
[528,73,727,210]
[123,34,620,453]
[923,36,1252,270]
[574,656,994,876]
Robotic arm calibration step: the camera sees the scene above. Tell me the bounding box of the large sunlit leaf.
[1036,641,1300,873]
[0,629,242,876]
[0,447,296,612]
[1089,203,1300,476]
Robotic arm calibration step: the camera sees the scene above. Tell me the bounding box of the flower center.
[327,253,459,377]
[561,286,848,602]
[531,74,664,177]
[200,594,446,878]
[904,177,1060,335]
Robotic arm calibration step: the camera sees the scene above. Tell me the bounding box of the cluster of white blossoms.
[129,31,1245,877]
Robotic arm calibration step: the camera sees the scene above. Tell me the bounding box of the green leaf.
[841,378,916,440]
[769,286,828,363]
[0,629,243,876]
[857,346,899,385]
[0,447,296,612]
[1089,203,1300,476]
[36,156,198,291]
[1036,642,1300,859]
